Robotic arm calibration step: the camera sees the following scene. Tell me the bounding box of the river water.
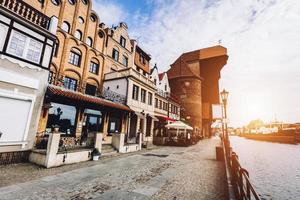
[230,136,300,200]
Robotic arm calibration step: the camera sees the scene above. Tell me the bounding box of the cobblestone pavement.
[0,137,226,200]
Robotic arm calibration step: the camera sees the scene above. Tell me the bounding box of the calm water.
[230,136,300,200]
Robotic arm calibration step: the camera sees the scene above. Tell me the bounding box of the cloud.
[125,0,300,126]
[91,0,300,126]
[93,0,127,26]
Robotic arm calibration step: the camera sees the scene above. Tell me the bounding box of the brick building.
[167,45,228,137]
[23,0,132,148]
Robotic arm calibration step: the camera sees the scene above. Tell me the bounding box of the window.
[7,31,42,64]
[84,109,103,132]
[139,53,145,64]
[46,103,77,135]
[62,21,70,33]
[63,77,78,91]
[154,79,157,85]
[141,89,146,103]
[78,16,84,24]
[122,55,128,67]
[81,0,88,5]
[53,40,59,57]
[85,84,97,96]
[164,102,168,111]
[26,39,42,63]
[155,98,158,108]
[74,30,82,40]
[90,14,96,22]
[68,50,81,66]
[86,37,93,47]
[89,61,99,74]
[120,36,126,47]
[68,0,76,5]
[112,48,119,61]
[51,0,60,6]
[108,115,122,134]
[148,92,153,105]
[165,84,167,91]
[98,31,104,38]
[132,84,139,100]
[159,100,162,109]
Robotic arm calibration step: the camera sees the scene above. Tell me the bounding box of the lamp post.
[220,89,229,149]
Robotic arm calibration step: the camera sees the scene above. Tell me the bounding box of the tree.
[247,119,264,129]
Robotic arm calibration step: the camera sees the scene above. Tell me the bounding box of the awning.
[148,114,159,121]
[155,115,176,122]
[165,121,193,130]
[47,85,132,112]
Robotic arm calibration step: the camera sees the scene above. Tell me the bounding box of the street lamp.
[220,89,229,149]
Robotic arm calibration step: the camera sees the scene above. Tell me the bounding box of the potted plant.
[92,148,101,161]
[52,125,60,132]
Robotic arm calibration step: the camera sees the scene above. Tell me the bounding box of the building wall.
[127,78,155,114]
[24,0,106,89]
[104,23,134,74]
[0,58,49,152]
[134,45,150,74]
[154,95,168,117]
[167,46,228,137]
[23,0,108,133]
[168,77,203,133]
[102,79,128,96]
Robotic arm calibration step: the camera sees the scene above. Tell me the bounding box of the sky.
[93,0,300,127]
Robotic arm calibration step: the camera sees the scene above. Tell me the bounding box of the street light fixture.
[220,89,229,152]
[220,89,229,106]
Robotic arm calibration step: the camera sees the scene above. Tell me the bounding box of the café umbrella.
[165,121,193,130]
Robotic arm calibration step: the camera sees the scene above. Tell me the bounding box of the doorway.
[82,109,103,142]
[129,114,137,138]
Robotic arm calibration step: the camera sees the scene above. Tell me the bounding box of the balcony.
[156,89,170,98]
[104,67,155,88]
[0,0,50,29]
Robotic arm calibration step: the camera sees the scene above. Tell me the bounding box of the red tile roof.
[158,72,165,81]
[47,85,132,112]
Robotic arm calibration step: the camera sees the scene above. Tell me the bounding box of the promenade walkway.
[0,137,226,200]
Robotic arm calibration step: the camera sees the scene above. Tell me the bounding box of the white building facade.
[0,3,57,162]
[103,43,157,147]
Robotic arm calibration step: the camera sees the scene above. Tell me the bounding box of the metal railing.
[230,152,261,200]
[223,139,261,200]
[104,67,155,87]
[0,0,50,29]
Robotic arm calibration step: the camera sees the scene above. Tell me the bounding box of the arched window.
[90,14,97,22]
[78,16,84,24]
[62,21,70,33]
[86,37,93,47]
[74,30,82,40]
[51,0,60,6]
[89,59,99,74]
[98,30,104,38]
[81,0,88,5]
[68,48,81,67]
[68,0,76,5]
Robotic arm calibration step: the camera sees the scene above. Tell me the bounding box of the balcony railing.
[101,87,126,105]
[0,0,50,29]
[156,89,170,98]
[104,68,155,88]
